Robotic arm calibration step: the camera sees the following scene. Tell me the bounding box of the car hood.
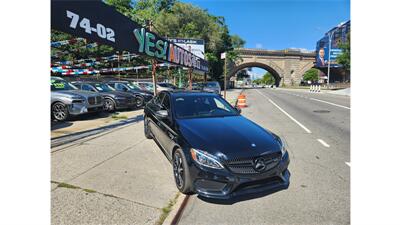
[177,116,281,160]
[52,90,101,98]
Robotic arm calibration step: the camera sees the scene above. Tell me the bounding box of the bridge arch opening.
[228,62,282,87]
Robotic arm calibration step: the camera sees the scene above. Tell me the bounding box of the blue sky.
[182,0,350,78]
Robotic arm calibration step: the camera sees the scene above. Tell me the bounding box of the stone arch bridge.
[228,48,316,86]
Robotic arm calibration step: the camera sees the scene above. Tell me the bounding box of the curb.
[162,194,191,225]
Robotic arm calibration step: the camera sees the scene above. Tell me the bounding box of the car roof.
[107,80,129,83]
[51,76,65,80]
[163,90,219,97]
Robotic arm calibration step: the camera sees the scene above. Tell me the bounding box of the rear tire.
[144,116,153,139]
[173,149,193,194]
[52,102,69,121]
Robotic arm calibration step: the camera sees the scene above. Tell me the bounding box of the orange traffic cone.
[237,94,247,108]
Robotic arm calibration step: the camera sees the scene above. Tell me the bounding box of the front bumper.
[188,152,290,199]
[68,103,103,115]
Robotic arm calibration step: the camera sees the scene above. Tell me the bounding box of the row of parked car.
[51,77,179,121]
[50,76,222,121]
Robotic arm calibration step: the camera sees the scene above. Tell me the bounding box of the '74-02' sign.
[51,0,208,72]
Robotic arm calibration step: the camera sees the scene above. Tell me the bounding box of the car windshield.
[93,83,114,92]
[51,79,77,91]
[127,83,142,91]
[206,82,219,88]
[140,83,153,91]
[173,95,238,119]
[158,83,169,87]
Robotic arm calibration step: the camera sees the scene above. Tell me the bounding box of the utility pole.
[188,46,193,90]
[222,52,227,99]
[117,51,121,80]
[178,68,182,88]
[149,20,157,95]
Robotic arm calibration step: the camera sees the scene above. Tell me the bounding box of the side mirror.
[155,110,168,119]
[235,106,242,114]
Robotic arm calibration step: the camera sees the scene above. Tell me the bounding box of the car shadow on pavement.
[51,114,144,148]
[51,120,73,131]
[196,184,289,205]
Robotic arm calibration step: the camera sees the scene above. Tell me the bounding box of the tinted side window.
[115,83,124,91]
[161,94,171,110]
[155,92,165,105]
[82,84,94,91]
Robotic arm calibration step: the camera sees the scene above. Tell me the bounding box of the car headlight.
[190,148,224,169]
[278,136,287,156]
[72,98,85,103]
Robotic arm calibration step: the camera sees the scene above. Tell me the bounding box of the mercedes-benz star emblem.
[254,158,266,172]
[251,143,256,147]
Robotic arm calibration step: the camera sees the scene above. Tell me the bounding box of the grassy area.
[111,113,128,120]
[156,192,181,225]
[57,182,80,189]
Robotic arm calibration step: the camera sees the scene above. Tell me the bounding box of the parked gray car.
[51,77,104,121]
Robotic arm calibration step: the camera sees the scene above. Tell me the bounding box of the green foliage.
[303,68,319,81]
[337,34,350,71]
[262,72,275,85]
[252,72,274,85]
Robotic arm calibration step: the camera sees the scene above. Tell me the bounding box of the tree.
[303,68,319,81]
[337,34,350,71]
[262,72,275,85]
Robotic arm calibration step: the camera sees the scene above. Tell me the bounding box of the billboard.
[168,38,205,59]
[316,47,342,67]
[51,0,208,72]
[315,20,350,68]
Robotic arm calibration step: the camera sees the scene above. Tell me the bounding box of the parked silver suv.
[51,77,104,121]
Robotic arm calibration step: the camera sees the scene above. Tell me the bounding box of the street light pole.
[327,25,342,89]
[327,32,333,88]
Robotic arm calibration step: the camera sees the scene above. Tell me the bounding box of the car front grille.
[224,152,281,174]
[96,96,102,104]
[88,97,95,105]
[88,96,102,105]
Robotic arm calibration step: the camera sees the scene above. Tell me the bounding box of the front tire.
[52,102,69,121]
[173,149,193,194]
[135,96,144,108]
[144,116,152,139]
[103,98,116,112]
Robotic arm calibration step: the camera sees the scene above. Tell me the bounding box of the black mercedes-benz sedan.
[144,90,290,199]
[72,81,137,112]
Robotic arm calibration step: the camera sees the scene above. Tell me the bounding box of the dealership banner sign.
[51,0,208,72]
[168,38,205,59]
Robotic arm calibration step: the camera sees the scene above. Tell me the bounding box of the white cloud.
[255,43,263,49]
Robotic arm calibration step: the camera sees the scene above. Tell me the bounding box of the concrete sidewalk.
[51,120,177,225]
[275,87,351,96]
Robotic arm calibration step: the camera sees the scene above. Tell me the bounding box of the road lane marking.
[317,139,330,147]
[256,89,312,134]
[345,162,350,167]
[310,98,350,110]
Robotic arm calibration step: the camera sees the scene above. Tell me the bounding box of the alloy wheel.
[135,96,144,108]
[53,103,68,121]
[173,152,184,189]
[104,99,115,112]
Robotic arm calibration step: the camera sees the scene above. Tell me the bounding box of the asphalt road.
[178,88,350,225]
